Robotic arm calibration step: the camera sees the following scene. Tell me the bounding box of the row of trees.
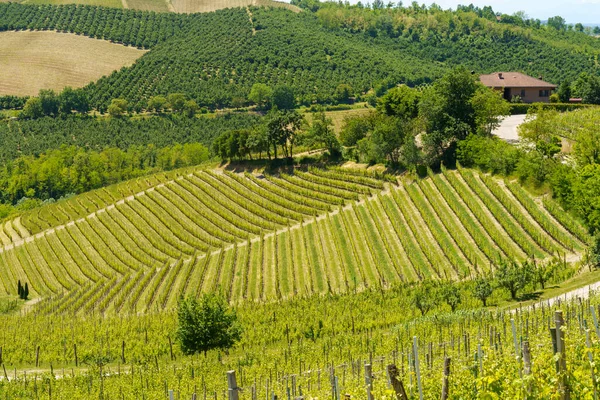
[413,257,565,315]
[21,88,89,119]
[556,73,600,104]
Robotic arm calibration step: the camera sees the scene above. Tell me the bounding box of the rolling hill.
[0,165,586,314]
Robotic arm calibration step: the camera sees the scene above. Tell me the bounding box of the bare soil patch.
[0,31,147,97]
[170,0,299,14]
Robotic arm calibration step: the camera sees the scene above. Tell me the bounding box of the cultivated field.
[304,107,372,133]
[0,165,586,314]
[0,31,146,97]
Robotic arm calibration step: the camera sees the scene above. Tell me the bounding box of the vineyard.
[0,278,600,399]
[0,165,586,316]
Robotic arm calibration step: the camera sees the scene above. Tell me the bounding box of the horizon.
[281,0,600,25]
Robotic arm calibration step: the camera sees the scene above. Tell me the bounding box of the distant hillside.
[1,2,599,109]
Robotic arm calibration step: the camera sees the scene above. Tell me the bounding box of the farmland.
[0,31,146,97]
[0,165,585,314]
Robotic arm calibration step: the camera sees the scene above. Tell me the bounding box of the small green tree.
[23,282,29,300]
[306,109,340,156]
[176,293,242,356]
[440,281,461,312]
[533,259,555,289]
[21,97,44,119]
[17,280,23,298]
[148,95,167,113]
[412,281,438,316]
[168,93,187,113]
[272,86,295,110]
[108,99,129,117]
[494,259,533,300]
[473,276,493,307]
[248,83,273,109]
[334,84,353,104]
[183,100,199,118]
[471,86,510,135]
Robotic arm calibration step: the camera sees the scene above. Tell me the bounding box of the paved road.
[493,114,528,142]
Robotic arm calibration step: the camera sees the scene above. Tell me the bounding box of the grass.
[0,31,146,97]
[303,107,372,134]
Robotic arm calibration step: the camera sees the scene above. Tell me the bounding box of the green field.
[0,165,585,315]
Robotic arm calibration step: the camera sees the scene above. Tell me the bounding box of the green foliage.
[272,86,296,110]
[412,281,439,316]
[456,135,521,175]
[473,276,493,306]
[176,293,242,356]
[108,99,128,117]
[265,109,304,158]
[168,94,187,113]
[339,113,374,146]
[148,96,167,113]
[440,281,461,312]
[557,81,572,103]
[471,86,510,135]
[304,110,340,155]
[0,143,209,204]
[494,258,533,300]
[21,97,43,119]
[376,85,420,119]
[248,83,273,109]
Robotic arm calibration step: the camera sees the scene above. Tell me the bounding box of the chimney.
[538,75,543,80]
[498,73,504,79]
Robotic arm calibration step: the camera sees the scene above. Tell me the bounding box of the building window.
[521,89,526,97]
[539,90,550,97]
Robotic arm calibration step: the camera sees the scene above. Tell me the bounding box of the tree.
[420,66,478,164]
[108,99,129,117]
[21,97,44,119]
[168,93,187,113]
[23,282,28,300]
[440,281,461,312]
[246,126,270,159]
[176,294,242,356]
[183,100,199,118]
[340,114,374,146]
[248,83,273,109]
[148,96,167,113]
[547,16,566,31]
[581,75,600,105]
[334,84,353,104]
[533,259,555,289]
[473,276,493,307]
[306,109,340,156]
[594,26,600,35]
[59,87,89,115]
[557,80,572,103]
[412,281,438,316]
[494,258,533,300]
[470,86,510,135]
[377,85,420,119]
[17,280,23,298]
[272,86,295,110]
[575,23,584,32]
[39,89,59,116]
[265,109,304,158]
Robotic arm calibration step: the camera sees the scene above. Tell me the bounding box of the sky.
[290,0,600,24]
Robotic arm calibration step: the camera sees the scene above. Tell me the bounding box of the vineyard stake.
[555,311,569,400]
[413,337,423,400]
[73,343,78,367]
[364,364,373,400]
[591,307,600,340]
[586,328,597,400]
[36,345,40,368]
[441,357,451,400]
[227,371,240,400]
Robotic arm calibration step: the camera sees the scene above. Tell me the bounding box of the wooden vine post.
[413,337,423,400]
[386,364,408,400]
[554,311,570,400]
[441,357,451,400]
[364,364,373,400]
[227,370,240,400]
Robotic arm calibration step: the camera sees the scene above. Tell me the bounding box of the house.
[479,72,557,103]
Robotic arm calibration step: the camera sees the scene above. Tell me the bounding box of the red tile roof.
[479,72,557,88]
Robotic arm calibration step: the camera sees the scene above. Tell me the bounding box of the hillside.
[0,165,585,313]
[1,3,599,110]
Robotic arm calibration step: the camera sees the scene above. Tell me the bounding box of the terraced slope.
[0,166,587,314]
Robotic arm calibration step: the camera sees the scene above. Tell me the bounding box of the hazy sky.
[294,0,600,24]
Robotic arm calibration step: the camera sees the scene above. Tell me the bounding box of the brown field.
[126,0,170,11]
[22,0,123,7]
[170,0,299,14]
[304,107,373,134]
[0,31,146,97]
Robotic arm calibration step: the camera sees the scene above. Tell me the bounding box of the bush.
[509,103,592,115]
[176,294,242,356]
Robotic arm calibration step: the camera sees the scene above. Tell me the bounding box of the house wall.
[494,86,554,103]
